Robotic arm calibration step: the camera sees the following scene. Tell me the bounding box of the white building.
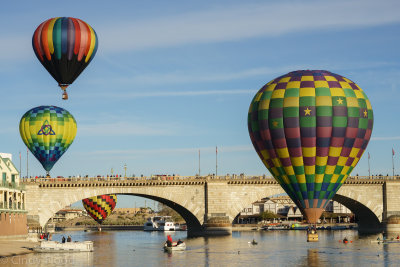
[50,208,86,223]
[238,196,352,224]
[0,153,27,237]
[325,200,352,214]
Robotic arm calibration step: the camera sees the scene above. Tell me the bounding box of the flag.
[393,148,395,156]
[216,146,218,154]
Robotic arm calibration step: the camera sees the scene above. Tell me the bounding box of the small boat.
[307,232,319,242]
[269,225,289,230]
[164,242,186,252]
[371,238,400,244]
[34,241,94,252]
[248,239,258,245]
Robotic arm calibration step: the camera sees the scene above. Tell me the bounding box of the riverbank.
[56,225,144,231]
[232,223,358,231]
[0,240,38,258]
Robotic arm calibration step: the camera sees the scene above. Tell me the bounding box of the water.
[1,230,400,266]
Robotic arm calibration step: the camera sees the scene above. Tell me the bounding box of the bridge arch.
[226,184,383,233]
[25,184,206,236]
[333,185,383,233]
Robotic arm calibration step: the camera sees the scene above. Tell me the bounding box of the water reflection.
[90,231,116,266]
[2,252,93,267]
[306,249,324,267]
[2,230,400,266]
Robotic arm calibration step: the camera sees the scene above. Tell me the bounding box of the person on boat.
[177,239,183,245]
[62,236,66,243]
[343,237,348,243]
[67,236,72,242]
[166,235,173,247]
[397,235,399,240]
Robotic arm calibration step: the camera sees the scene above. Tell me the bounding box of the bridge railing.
[21,175,271,183]
[20,174,400,184]
[0,181,25,190]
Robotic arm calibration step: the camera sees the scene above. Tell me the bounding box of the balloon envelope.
[32,17,98,96]
[248,70,373,223]
[82,195,117,224]
[19,105,77,173]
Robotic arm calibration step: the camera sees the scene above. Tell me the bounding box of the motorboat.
[34,241,94,252]
[144,216,176,231]
[164,242,186,252]
[269,225,289,230]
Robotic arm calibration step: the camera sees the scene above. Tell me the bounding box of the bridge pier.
[383,182,400,237]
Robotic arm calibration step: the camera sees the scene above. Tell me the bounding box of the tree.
[157,204,184,223]
[260,211,279,220]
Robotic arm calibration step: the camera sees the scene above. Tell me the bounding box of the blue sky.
[1,0,400,208]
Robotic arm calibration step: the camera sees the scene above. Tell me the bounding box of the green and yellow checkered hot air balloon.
[19,106,77,176]
[248,70,373,224]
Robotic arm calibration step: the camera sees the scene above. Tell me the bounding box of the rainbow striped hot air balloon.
[248,70,373,224]
[32,17,98,100]
[82,195,117,224]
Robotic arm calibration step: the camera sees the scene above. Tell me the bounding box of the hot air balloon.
[82,195,117,224]
[19,106,77,176]
[248,70,373,230]
[32,17,98,100]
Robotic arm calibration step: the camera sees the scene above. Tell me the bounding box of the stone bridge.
[23,177,400,236]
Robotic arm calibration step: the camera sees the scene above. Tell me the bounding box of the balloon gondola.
[32,17,98,100]
[248,70,373,241]
[82,195,117,228]
[19,105,77,177]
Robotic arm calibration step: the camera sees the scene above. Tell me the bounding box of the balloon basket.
[307,232,319,242]
[62,91,68,100]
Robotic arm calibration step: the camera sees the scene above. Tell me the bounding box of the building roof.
[0,156,19,174]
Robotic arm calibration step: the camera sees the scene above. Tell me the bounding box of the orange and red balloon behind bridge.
[82,195,117,224]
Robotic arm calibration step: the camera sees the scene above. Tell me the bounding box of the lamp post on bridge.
[124,164,127,178]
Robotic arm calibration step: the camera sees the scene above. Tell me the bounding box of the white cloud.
[96,66,293,85]
[78,120,180,136]
[371,136,400,141]
[2,0,399,61]
[98,0,400,53]
[86,89,255,99]
[0,35,31,61]
[79,145,253,156]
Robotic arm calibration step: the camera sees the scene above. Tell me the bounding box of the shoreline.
[0,240,38,258]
